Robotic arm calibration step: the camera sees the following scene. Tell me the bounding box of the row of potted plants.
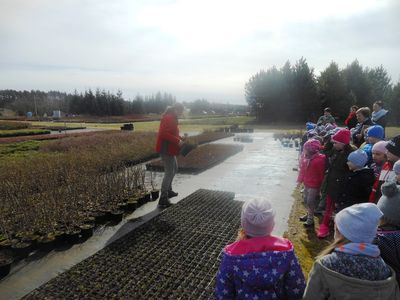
[0,164,160,280]
[25,189,241,299]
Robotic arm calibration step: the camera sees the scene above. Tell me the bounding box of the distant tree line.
[0,89,248,117]
[183,99,248,115]
[0,89,177,116]
[245,58,400,124]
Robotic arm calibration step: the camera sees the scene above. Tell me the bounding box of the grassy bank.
[0,129,50,137]
[284,188,331,279]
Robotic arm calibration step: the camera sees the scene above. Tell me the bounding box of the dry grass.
[386,127,400,139]
[284,188,332,279]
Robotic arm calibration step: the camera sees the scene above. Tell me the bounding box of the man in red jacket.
[155,103,184,208]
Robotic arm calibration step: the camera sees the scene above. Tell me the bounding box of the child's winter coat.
[376,227,400,287]
[303,257,399,300]
[215,236,305,300]
[297,153,326,188]
[325,144,354,200]
[370,161,396,203]
[336,168,375,210]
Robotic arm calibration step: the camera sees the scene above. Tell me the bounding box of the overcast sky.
[0,0,399,104]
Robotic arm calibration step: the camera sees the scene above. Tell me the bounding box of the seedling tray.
[24,189,242,299]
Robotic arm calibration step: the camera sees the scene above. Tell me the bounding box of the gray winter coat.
[303,260,400,300]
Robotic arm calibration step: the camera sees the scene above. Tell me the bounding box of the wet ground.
[0,131,299,300]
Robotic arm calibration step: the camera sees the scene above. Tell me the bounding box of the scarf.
[372,109,388,122]
[335,242,380,257]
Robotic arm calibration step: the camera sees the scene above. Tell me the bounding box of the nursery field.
[0,129,236,278]
[22,115,255,131]
[24,189,242,299]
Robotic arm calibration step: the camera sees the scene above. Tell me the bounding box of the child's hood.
[224,236,293,256]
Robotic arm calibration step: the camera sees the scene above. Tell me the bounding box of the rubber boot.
[317,224,330,238]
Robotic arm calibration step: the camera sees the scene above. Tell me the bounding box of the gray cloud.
[0,0,399,104]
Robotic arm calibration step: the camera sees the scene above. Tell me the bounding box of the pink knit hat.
[304,139,321,153]
[372,141,388,154]
[331,128,351,145]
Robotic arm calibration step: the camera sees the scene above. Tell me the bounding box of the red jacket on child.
[369,161,396,203]
[297,153,326,189]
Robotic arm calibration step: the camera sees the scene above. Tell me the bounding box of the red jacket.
[297,153,326,188]
[344,112,356,125]
[155,113,181,156]
[369,161,395,203]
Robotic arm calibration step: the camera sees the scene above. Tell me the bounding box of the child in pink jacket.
[297,139,326,226]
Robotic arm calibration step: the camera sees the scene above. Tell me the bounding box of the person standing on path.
[155,103,185,208]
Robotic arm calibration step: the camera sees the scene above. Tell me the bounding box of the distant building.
[53,110,61,118]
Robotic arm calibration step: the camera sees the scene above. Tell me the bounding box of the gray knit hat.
[335,203,383,243]
[241,198,275,237]
[377,182,400,226]
[347,149,368,168]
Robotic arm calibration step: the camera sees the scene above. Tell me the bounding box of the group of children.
[215,105,400,299]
